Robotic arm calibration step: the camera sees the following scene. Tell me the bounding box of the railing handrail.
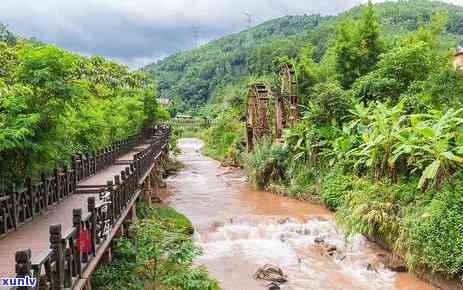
[14,124,171,290]
[0,128,154,239]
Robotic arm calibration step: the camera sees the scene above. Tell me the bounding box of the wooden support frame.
[246,84,270,151]
[276,63,298,139]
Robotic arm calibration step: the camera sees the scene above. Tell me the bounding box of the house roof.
[455,47,463,57]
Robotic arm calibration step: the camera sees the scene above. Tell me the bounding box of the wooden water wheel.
[246,84,270,152]
[276,63,298,138]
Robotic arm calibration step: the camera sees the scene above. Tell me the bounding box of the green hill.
[143,0,463,109]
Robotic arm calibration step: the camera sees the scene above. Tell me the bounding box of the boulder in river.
[366,262,379,273]
[314,237,324,244]
[379,253,407,272]
[326,245,337,256]
[267,282,281,290]
[254,264,288,283]
[277,217,291,224]
[313,238,339,257]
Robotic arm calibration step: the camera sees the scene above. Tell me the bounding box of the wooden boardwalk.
[0,142,149,277]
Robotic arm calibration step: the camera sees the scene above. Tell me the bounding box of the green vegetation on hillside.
[0,34,169,189]
[144,0,463,110]
[197,0,463,281]
[145,15,323,110]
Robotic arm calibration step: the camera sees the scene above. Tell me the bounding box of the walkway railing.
[167,117,217,129]
[0,129,153,238]
[14,124,171,290]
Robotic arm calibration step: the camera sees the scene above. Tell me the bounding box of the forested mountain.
[144,0,463,109]
[143,15,326,109]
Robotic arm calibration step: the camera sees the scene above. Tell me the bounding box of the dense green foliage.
[93,203,220,290]
[0,37,168,188]
[0,24,16,46]
[145,0,463,110]
[197,0,463,281]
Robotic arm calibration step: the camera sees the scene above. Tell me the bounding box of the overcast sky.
[0,0,462,69]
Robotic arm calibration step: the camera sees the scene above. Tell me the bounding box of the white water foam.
[195,216,397,290]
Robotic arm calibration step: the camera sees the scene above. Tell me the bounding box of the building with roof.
[453,47,463,69]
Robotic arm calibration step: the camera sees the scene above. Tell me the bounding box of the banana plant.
[347,101,406,179]
[282,117,314,162]
[392,108,463,188]
[320,125,357,167]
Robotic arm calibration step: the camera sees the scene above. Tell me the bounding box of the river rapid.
[159,138,438,290]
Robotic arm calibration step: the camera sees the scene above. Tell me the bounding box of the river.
[159,138,438,290]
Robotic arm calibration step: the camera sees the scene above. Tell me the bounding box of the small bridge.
[167,117,214,130]
[0,124,171,289]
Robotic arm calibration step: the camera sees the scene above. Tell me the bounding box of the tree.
[351,13,449,104]
[335,1,384,88]
[296,45,320,98]
[0,24,16,46]
[0,42,165,184]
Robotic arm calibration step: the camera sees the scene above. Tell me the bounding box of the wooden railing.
[14,124,171,290]
[0,128,153,238]
[167,117,216,129]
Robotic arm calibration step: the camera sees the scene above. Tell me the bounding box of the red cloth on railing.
[77,228,91,253]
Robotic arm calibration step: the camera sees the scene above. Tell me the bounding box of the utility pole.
[192,25,201,47]
[244,12,252,30]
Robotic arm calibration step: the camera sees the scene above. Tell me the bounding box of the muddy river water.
[160,138,438,290]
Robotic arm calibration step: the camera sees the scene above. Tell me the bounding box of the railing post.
[107,181,114,223]
[92,151,97,175]
[72,209,82,277]
[110,145,115,164]
[72,155,79,182]
[124,167,131,197]
[63,166,70,197]
[26,177,34,219]
[64,247,72,288]
[121,171,127,206]
[15,248,32,290]
[114,175,121,217]
[50,224,64,290]
[81,153,87,179]
[85,152,91,178]
[87,197,97,255]
[41,173,49,209]
[12,185,18,229]
[53,168,60,202]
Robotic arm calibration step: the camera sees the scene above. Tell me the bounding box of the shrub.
[319,169,354,210]
[245,139,288,189]
[399,178,463,277]
[336,178,406,245]
[202,109,245,163]
[286,161,317,199]
[93,203,220,290]
[309,81,350,125]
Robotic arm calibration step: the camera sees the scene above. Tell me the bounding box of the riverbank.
[161,138,439,290]
[241,139,463,290]
[92,201,221,290]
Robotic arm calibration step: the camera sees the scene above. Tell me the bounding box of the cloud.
[0,0,460,68]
